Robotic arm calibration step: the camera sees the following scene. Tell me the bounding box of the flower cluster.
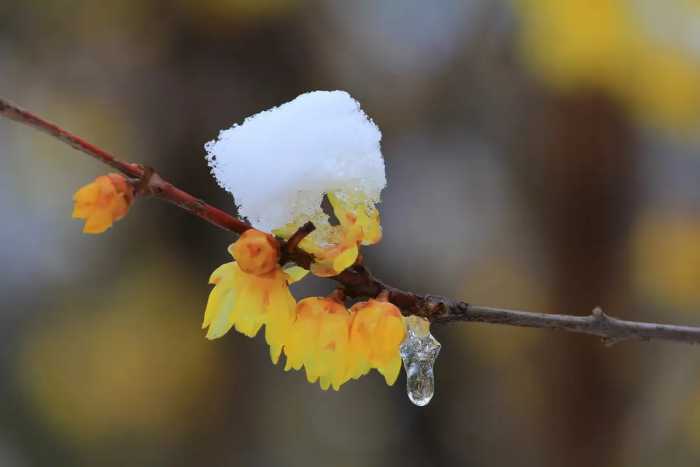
[203,229,406,390]
[203,229,296,363]
[72,173,134,234]
[200,91,405,390]
[285,296,405,390]
[69,91,409,391]
[274,192,382,277]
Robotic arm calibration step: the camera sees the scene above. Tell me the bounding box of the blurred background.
[2,1,700,466]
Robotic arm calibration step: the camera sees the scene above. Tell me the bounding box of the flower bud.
[229,229,280,276]
[72,173,134,234]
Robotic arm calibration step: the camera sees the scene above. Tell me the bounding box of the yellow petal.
[332,245,358,273]
[209,262,236,284]
[358,209,382,245]
[264,279,296,364]
[206,288,238,339]
[73,182,100,204]
[283,266,310,284]
[83,210,113,234]
[203,281,225,329]
[72,201,93,219]
[230,275,265,338]
[378,356,402,386]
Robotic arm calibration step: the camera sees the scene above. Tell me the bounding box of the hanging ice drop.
[400,315,441,406]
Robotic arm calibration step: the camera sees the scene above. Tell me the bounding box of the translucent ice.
[400,315,441,406]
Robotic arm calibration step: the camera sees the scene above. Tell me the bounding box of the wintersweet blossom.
[283,295,407,390]
[284,296,352,390]
[202,91,407,393]
[203,230,295,363]
[275,192,382,277]
[348,298,406,385]
[72,173,133,234]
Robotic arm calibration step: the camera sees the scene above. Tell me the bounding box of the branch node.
[327,288,346,304]
[375,289,390,302]
[284,221,315,254]
[135,165,155,195]
[592,306,608,322]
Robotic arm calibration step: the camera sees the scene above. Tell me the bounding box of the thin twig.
[281,221,316,260]
[3,96,700,346]
[0,98,252,235]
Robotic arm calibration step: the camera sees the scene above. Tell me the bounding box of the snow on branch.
[205,90,386,233]
[2,95,700,347]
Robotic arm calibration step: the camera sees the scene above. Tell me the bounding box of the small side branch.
[280,221,316,262]
[3,96,700,347]
[0,98,251,235]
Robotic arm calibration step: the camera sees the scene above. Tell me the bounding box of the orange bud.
[72,174,134,234]
[229,229,280,276]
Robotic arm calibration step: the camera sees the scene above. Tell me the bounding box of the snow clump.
[205,90,386,233]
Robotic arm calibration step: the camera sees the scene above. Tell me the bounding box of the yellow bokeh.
[512,0,700,130]
[16,269,223,444]
[631,213,700,311]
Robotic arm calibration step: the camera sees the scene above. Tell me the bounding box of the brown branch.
[280,221,316,260]
[333,265,700,345]
[0,98,252,235]
[3,96,700,346]
[0,98,143,177]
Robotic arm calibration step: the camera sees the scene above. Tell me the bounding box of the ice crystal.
[399,315,441,406]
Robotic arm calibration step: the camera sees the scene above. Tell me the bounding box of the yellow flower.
[275,191,382,277]
[72,173,133,234]
[283,297,352,390]
[203,230,295,364]
[348,298,406,385]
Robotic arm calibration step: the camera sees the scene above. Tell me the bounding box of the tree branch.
[3,96,700,346]
[0,98,252,235]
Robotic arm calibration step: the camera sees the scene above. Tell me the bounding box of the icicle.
[400,315,441,406]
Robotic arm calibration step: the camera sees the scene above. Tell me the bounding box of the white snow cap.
[205,90,386,232]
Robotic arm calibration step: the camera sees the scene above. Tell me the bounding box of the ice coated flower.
[203,230,295,363]
[283,297,352,391]
[275,192,382,277]
[72,173,133,234]
[348,298,406,385]
[205,90,386,276]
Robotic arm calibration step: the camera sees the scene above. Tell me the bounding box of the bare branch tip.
[284,221,316,253]
[592,306,609,322]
